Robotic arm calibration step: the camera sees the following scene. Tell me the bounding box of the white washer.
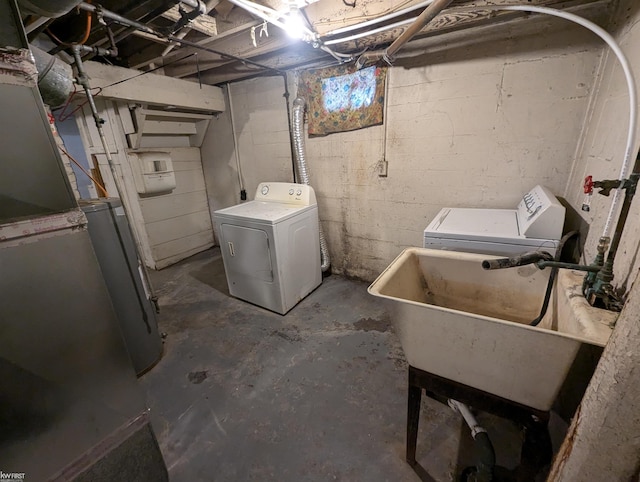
[213,182,321,314]
[423,185,566,256]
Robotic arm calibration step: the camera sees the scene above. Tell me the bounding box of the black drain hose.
[530,230,580,326]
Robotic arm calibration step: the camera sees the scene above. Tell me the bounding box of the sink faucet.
[482,250,601,273]
[483,166,640,314]
[481,243,604,327]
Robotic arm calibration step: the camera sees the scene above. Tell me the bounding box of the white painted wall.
[201,80,294,231]
[139,147,214,268]
[76,100,214,269]
[564,0,640,297]
[202,21,603,281]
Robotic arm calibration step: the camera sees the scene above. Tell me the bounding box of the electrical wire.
[58,145,109,197]
[55,83,103,122]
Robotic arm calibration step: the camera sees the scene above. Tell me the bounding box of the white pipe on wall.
[226,83,246,197]
[469,5,638,241]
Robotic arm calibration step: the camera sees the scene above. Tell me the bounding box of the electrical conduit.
[292,97,330,273]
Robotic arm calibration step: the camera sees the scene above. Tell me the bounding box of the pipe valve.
[582,175,593,212]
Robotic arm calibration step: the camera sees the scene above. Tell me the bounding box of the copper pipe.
[384,0,453,61]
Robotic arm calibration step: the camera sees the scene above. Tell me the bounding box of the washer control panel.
[255,182,317,206]
[516,185,565,240]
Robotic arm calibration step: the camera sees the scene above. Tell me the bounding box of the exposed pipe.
[162,0,220,57]
[355,0,452,67]
[324,17,414,47]
[226,83,246,201]
[476,5,637,248]
[72,45,159,309]
[448,399,495,482]
[76,2,283,73]
[384,0,453,62]
[282,73,297,183]
[292,97,330,273]
[530,230,580,327]
[180,0,206,14]
[482,251,554,271]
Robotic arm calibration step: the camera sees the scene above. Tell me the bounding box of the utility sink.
[368,248,617,411]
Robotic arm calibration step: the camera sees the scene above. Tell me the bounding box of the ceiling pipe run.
[323,17,414,46]
[161,0,220,57]
[76,2,283,73]
[356,0,452,67]
[384,0,453,61]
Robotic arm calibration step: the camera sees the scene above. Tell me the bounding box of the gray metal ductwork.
[30,44,73,108]
[292,97,330,273]
[18,0,82,17]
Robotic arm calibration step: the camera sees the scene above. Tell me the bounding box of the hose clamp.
[471,425,487,439]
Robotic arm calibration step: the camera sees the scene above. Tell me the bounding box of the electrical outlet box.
[377,160,388,177]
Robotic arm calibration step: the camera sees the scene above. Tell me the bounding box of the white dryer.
[423,185,566,256]
[213,182,321,314]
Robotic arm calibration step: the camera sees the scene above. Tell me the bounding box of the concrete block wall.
[201,79,294,231]
[202,21,604,281]
[564,0,640,296]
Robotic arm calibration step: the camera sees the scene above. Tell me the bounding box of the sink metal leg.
[405,365,552,481]
[407,378,422,466]
[517,416,552,481]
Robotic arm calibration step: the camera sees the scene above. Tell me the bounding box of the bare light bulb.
[283,9,307,40]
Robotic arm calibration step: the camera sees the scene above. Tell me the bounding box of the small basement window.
[299,64,387,137]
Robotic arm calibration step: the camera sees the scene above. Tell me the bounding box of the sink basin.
[368,248,617,411]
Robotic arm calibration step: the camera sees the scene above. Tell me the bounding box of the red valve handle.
[584,175,594,194]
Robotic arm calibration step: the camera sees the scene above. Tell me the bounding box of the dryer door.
[220,223,274,282]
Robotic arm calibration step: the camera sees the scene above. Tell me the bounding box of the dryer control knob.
[261,185,269,195]
[289,189,294,195]
[296,189,302,196]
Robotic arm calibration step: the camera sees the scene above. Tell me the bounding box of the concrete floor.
[141,248,564,481]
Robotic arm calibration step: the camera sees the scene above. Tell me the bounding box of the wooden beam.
[330,0,611,51]
[138,109,214,120]
[141,120,198,135]
[192,45,330,84]
[161,5,218,37]
[83,61,225,112]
